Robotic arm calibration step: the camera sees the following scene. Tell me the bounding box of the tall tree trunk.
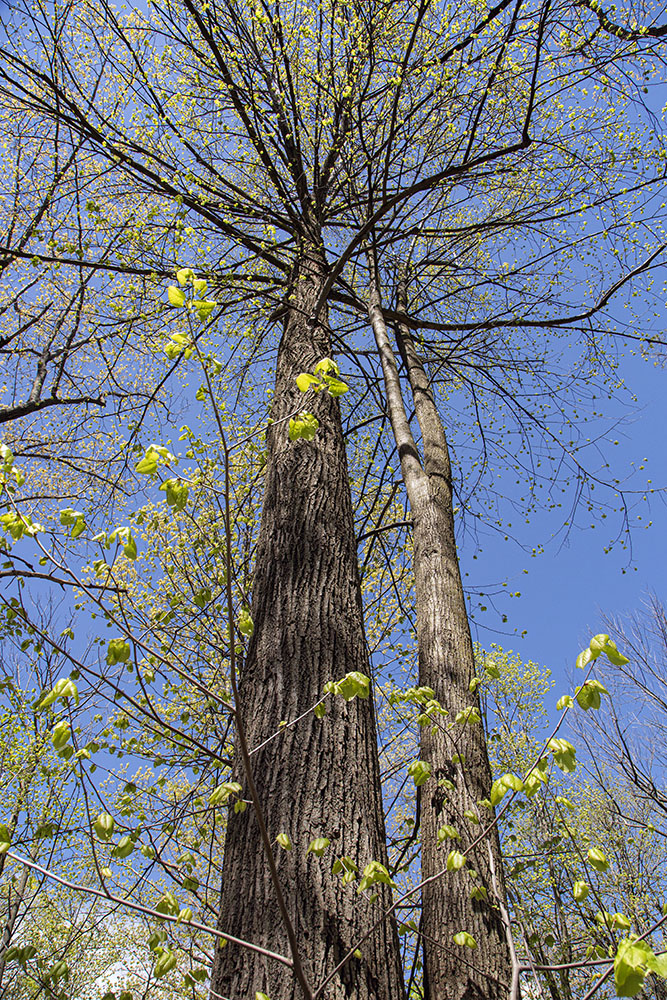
[210,240,404,1000]
[367,258,513,1000]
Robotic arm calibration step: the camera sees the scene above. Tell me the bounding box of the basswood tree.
[1,0,667,998]
[366,254,512,999]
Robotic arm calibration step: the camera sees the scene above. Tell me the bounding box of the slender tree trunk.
[368,258,513,1000]
[210,240,404,1000]
[0,782,47,992]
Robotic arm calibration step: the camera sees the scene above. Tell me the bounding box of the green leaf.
[548,738,577,773]
[484,658,500,678]
[408,760,432,787]
[614,938,652,996]
[332,855,358,884]
[0,511,42,540]
[59,507,81,526]
[165,340,183,359]
[60,508,86,539]
[159,478,189,512]
[604,638,630,665]
[524,769,548,797]
[490,774,522,806]
[314,701,326,719]
[314,357,339,376]
[437,825,460,843]
[453,931,477,948]
[193,586,211,609]
[490,778,509,806]
[0,823,11,855]
[46,959,69,982]
[208,781,243,806]
[573,880,589,901]
[167,285,185,307]
[575,679,609,711]
[455,706,481,725]
[589,633,610,658]
[556,694,574,710]
[112,835,134,859]
[237,609,254,637]
[135,448,159,476]
[155,891,180,916]
[587,847,609,872]
[176,267,196,285]
[51,720,71,750]
[446,850,467,871]
[357,860,395,893]
[38,677,79,709]
[256,993,272,1000]
[95,813,115,841]
[646,951,667,978]
[193,298,217,321]
[326,671,370,701]
[288,412,319,441]
[576,647,593,670]
[324,376,349,396]
[276,833,293,850]
[154,948,178,979]
[148,928,167,952]
[113,526,137,559]
[296,372,320,392]
[107,638,131,665]
[307,837,330,857]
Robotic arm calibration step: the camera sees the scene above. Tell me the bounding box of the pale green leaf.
[408,760,432,786]
[307,837,330,857]
[453,931,477,948]
[296,372,320,392]
[446,850,466,871]
[176,267,196,285]
[587,847,609,872]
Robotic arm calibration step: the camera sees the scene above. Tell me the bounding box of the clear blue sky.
[462,344,666,686]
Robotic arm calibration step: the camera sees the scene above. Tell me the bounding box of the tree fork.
[210,240,404,1000]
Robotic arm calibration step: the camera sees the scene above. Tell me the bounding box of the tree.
[483,644,667,1000]
[1,0,667,998]
[367,256,512,999]
[577,595,667,829]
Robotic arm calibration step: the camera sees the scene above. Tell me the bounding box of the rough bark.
[368,260,513,1000]
[210,242,404,1000]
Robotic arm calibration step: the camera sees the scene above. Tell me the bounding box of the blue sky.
[462,342,666,687]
